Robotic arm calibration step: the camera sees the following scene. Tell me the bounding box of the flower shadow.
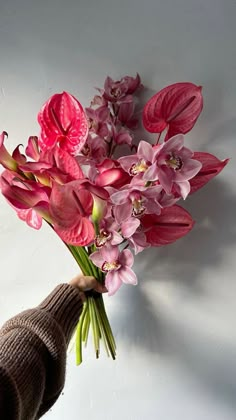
[112,177,236,409]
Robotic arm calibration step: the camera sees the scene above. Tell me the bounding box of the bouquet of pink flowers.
[0,74,228,364]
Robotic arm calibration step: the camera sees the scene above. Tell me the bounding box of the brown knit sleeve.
[0,284,83,419]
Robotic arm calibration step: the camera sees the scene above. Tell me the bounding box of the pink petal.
[143,163,159,181]
[157,166,173,194]
[177,180,191,199]
[89,250,105,268]
[118,266,138,285]
[138,141,154,163]
[101,244,119,263]
[119,249,134,267]
[113,203,132,224]
[53,147,84,180]
[111,189,129,205]
[176,159,202,181]
[25,136,40,161]
[105,271,122,296]
[25,209,43,229]
[121,217,140,238]
[118,155,138,173]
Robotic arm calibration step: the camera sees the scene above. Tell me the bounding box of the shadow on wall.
[112,177,236,409]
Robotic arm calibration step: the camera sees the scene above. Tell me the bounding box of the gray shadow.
[113,177,236,409]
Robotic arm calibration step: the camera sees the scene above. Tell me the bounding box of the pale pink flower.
[111,184,162,223]
[78,134,108,164]
[118,140,154,177]
[144,134,202,199]
[111,125,133,146]
[90,245,137,296]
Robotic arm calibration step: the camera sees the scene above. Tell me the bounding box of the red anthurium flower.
[38,92,88,155]
[143,82,203,140]
[142,205,194,246]
[189,152,229,194]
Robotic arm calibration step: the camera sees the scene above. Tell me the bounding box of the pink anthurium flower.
[90,245,137,295]
[142,205,194,246]
[144,134,202,199]
[143,82,203,140]
[49,180,108,246]
[189,152,229,194]
[38,92,88,155]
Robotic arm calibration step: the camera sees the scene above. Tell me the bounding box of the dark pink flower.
[103,74,141,103]
[143,82,203,140]
[142,205,194,246]
[144,135,202,199]
[90,245,137,295]
[111,125,133,147]
[49,180,108,246]
[189,152,229,194]
[38,92,88,155]
[0,170,50,229]
[78,134,108,165]
[86,106,109,137]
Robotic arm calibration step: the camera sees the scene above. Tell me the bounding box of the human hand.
[69,274,107,301]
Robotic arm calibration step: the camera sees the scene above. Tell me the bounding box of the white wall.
[0,1,236,419]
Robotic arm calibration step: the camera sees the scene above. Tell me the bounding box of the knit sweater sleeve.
[0,284,83,420]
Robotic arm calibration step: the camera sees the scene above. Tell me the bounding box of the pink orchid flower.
[85,106,109,137]
[143,82,203,140]
[127,229,150,254]
[117,98,138,129]
[38,92,88,155]
[118,140,154,177]
[142,205,194,246]
[144,134,202,199]
[102,74,141,103]
[0,170,50,229]
[90,245,137,296]
[78,134,108,165]
[49,180,108,246]
[189,152,229,194]
[111,184,162,224]
[111,125,133,146]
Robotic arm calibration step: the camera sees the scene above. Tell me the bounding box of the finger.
[94,282,108,293]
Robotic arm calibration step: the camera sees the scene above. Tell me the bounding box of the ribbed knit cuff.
[38,284,84,344]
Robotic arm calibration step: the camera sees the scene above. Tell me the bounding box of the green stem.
[75,302,88,365]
